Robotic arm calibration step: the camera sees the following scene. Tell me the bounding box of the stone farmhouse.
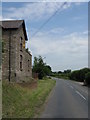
[0,20,32,82]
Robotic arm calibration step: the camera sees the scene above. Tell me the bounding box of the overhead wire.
[31,2,67,39]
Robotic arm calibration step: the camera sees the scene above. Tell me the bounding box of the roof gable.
[0,20,28,41]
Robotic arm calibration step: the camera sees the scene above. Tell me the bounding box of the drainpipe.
[8,30,11,82]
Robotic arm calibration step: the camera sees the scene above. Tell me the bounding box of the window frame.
[20,55,23,71]
[20,37,23,51]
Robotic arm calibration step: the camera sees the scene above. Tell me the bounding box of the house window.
[20,43,22,51]
[20,37,23,43]
[28,60,30,72]
[20,55,23,71]
[20,37,23,51]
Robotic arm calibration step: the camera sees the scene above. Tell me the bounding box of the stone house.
[0,20,32,82]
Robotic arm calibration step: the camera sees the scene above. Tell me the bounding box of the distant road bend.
[40,78,88,118]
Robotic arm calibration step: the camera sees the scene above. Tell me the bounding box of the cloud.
[2,2,87,23]
[48,27,65,34]
[83,31,88,35]
[27,30,88,56]
[2,2,71,21]
[0,16,2,20]
[30,27,66,38]
[2,2,88,71]
[2,0,89,2]
[0,15,15,20]
[74,2,82,5]
[73,16,83,20]
[26,30,88,71]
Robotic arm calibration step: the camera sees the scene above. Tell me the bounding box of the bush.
[69,68,90,82]
[85,72,90,85]
[69,70,80,81]
[32,56,52,79]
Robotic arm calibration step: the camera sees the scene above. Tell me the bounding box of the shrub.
[69,68,90,82]
[69,70,80,81]
[32,56,52,79]
[85,72,90,85]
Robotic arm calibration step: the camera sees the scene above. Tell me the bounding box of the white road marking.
[76,90,86,100]
[70,86,74,89]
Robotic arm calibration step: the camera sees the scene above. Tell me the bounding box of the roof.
[26,48,32,56]
[0,20,28,40]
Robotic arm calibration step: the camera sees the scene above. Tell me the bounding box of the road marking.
[70,86,74,89]
[76,90,86,100]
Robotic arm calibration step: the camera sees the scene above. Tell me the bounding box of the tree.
[32,56,52,79]
[58,71,62,74]
[69,68,90,82]
[44,65,52,76]
[85,72,90,85]
[64,69,71,74]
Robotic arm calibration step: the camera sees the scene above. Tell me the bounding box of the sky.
[1,2,88,71]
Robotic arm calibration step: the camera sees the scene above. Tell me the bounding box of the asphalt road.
[40,78,88,118]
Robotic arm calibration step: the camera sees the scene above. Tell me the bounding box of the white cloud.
[26,30,88,71]
[74,2,82,5]
[73,16,83,20]
[2,2,87,23]
[2,2,71,21]
[2,0,89,2]
[0,16,2,20]
[27,30,88,56]
[30,27,66,38]
[2,2,88,71]
[48,27,65,34]
[83,30,88,35]
[0,17,14,20]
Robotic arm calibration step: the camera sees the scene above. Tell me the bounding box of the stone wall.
[2,25,32,82]
[2,29,10,81]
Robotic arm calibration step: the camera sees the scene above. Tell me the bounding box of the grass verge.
[0,81,2,119]
[2,78,56,118]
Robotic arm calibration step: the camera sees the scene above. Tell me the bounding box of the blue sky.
[1,2,88,71]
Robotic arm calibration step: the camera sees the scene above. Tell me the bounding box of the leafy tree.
[44,65,52,76]
[69,70,80,81]
[58,71,62,74]
[69,68,90,82]
[85,72,90,85]
[32,56,52,79]
[64,69,71,74]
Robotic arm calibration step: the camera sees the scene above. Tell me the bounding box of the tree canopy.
[32,56,52,79]
[69,68,90,82]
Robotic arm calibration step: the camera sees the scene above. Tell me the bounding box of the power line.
[31,2,67,39]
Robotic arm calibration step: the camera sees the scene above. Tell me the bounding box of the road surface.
[40,78,88,118]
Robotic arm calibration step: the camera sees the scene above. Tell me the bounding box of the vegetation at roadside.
[32,56,52,79]
[51,68,90,85]
[51,69,71,80]
[2,78,56,118]
[85,72,90,85]
[0,81,2,119]
[69,68,90,85]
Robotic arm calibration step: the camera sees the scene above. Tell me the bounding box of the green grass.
[2,78,56,118]
[0,81,2,119]
[51,74,69,80]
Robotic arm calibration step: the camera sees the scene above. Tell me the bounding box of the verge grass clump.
[2,78,56,118]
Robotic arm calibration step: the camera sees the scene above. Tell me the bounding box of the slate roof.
[0,20,28,40]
